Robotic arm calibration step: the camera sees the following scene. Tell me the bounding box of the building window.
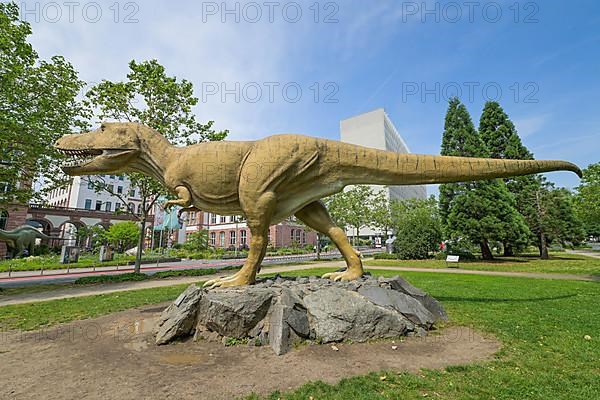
[219,232,225,247]
[128,202,135,213]
[290,229,295,240]
[0,211,8,230]
[137,204,142,215]
[119,176,124,181]
[105,202,112,212]
[240,230,247,245]
[117,186,123,194]
[84,199,92,210]
[220,215,226,223]
[115,202,121,211]
[95,200,102,211]
[129,188,135,197]
[210,232,216,246]
[87,180,94,190]
[110,175,115,179]
[230,230,236,246]
[267,229,272,245]
[296,230,301,243]
[211,213,217,224]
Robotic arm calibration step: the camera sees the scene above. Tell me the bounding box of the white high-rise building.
[44,175,142,215]
[340,108,426,239]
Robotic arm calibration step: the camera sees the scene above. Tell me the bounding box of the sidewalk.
[566,249,600,259]
[0,250,363,288]
[1,260,597,307]
[0,261,345,307]
[365,265,599,282]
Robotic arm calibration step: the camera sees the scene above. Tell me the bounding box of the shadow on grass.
[437,293,578,303]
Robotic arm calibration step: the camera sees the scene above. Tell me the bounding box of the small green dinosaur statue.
[55,122,581,287]
[0,225,59,258]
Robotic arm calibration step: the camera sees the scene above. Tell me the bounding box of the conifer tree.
[479,101,535,255]
[439,98,528,260]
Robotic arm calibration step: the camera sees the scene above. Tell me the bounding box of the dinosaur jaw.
[57,148,138,175]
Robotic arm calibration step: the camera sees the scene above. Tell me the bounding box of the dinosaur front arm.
[163,185,193,210]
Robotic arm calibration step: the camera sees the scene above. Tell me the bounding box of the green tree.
[446,179,530,259]
[0,2,88,205]
[479,101,536,255]
[326,185,375,245]
[478,101,532,160]
[85,59,227,272]
[105,221,140,252]
[575,163,600,240]
[76,224,107,249]
[530,184,585,258]
[439,97,487,226]
[392,197,442,260]
[183,229,209,252]
[439,98,528,260]
[370,188,394,241]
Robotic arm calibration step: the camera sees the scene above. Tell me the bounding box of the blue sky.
[22,0,600,192]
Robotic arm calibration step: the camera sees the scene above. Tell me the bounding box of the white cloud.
[22,0,310,140]
[513,114,549,137]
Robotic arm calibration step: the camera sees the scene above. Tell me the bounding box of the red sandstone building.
[183,211,317,249]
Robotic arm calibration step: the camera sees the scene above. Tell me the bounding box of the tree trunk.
[134,217,146,273]
[503,241,514,256]
[480,239,494,260]
[134,197,148,274]
[539,232,549,260]
[316,233,321,260]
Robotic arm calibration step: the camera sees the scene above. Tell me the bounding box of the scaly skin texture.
[55,122,582,287]
[0,225,55,257]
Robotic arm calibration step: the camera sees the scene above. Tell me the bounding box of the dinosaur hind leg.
[295,201,363,281]
[204,193,275,288]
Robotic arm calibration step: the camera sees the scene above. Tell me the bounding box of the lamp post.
[234,216,239,257]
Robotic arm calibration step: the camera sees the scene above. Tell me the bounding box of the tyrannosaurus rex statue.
[0,225,57,257]
[55,122,581,287]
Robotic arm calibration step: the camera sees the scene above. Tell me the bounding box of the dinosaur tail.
[331,143,582,186]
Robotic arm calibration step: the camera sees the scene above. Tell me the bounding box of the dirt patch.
[0,303,500,400]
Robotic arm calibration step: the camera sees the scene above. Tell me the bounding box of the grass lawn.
[365,252,600,276]
[0,267,598,399]
[0,267,236,298]
[0,283,188,331]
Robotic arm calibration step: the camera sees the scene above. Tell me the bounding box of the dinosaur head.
[55,122,143,175]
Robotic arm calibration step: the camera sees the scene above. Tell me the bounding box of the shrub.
[75,272,148,285]
[183,230,209,252]
[392,198,443,260]
[153,268,217,278]
[373,252,398,260]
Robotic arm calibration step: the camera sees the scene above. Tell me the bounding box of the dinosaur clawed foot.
[322,268,363,282]
[203,272,254,288]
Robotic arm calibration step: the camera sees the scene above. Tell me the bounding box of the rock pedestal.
[154,275,448,355]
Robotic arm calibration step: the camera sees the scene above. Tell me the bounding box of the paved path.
[566,249,600,259]
[365,265,599,282]
[0,261,346,306]
[1,260,598,307]
[0,250,368,289]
